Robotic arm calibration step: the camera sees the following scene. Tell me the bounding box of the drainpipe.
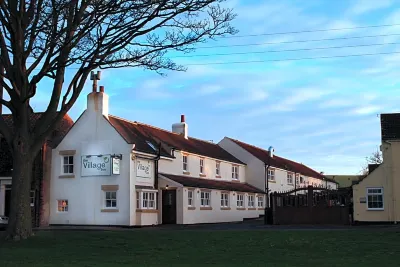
[153,143,162,190]
[264,162,269,225]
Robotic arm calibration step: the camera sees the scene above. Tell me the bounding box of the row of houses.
[0,83,337,227]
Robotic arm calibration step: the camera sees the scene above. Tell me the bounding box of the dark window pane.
[63,166,69,174]
[69,156,73,164]
[68,165,74,173]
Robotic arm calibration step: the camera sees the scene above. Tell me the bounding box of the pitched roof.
[0,112,74,176]
[160,173,264,194]
[108,115,244,164]
[227,137,334,182]
[324,175,364,188]
[381,113,400,141]
[0,112,74,148]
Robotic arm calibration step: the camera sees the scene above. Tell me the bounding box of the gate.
[270,186,352,225]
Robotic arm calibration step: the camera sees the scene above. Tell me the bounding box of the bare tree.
[0,0,236,240]
[360,149,383,175]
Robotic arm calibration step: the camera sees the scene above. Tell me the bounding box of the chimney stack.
[87,71,109,118]
[172,114,188,139]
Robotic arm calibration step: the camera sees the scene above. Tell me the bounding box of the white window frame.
[232,165,239,180]
[62,155,74,175]
[188,190,194,207]
[57,199,68,212]
[136,191,157,209]
[237,194,244,207]
[287,172,293,184]
[105,191,117,209]
[248,195,255,208]
[296,174,300,185]
[257,196,264,208]
[221,192,229,208]
[268,169,275,181]
[200,191,211,207]
[216,162,220,176]
[183,155,188,172]
[200,158,204,174]
[366,187,384,210]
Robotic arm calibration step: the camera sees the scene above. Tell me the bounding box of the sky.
[25,0,400,175]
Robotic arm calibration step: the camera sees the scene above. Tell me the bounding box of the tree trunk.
[5,140,34,241]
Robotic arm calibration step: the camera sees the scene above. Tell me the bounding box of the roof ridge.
[227,136,324,177]
[108,114,138,125]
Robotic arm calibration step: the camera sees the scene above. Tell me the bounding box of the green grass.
[0,229,400,267]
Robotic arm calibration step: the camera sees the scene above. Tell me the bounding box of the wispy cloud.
[348,0,393,15]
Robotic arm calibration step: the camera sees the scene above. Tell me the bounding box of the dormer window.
[232,165,239,180]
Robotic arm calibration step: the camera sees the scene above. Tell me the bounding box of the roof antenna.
[90,70,101,92]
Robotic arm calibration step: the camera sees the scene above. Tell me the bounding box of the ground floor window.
[105,191,117,208]
[57,199,68,212]
[188,190,194,207]
[221,193,229,208]
[137,191,157,209]
[30,191,35,207]
[248,195,255,208]
[367,187,384,210]
[237,194,244,208]
[257,196,264,208]
[200,191,211,207]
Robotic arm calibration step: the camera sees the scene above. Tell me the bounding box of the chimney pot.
[181,114,185,123]
[100,86,104,92]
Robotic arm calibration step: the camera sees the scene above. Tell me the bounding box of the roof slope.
[381,113,400,141]
[108,115,244,164]
[227,137,334,182]
[325,175,364,188]
[0,112,74,176]
[160,173,264,194]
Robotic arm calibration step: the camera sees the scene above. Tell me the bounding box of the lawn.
[0,229,400,267]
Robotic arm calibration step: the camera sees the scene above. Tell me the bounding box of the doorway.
[4,185,11,217]
[162,189,177,224]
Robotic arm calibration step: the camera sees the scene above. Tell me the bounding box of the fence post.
[307,186,313,208]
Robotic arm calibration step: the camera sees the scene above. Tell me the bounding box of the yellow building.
[353,113,400,224]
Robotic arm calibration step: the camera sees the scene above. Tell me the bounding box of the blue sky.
[27,0,400,175]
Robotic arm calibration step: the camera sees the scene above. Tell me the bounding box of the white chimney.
[87,71,109,118]
[268,146,274,158]
[172,114,188,139]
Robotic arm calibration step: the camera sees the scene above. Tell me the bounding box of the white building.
[49,84,265,227]
[218,137,338,194]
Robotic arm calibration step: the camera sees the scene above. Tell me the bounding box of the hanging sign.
[137,159,151,178]
[112,157,121,175]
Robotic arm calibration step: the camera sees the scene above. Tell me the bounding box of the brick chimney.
[172,114,188,139]
[87,71,109,118]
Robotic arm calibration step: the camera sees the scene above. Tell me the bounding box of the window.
[237,194,244,207]
[30,191,35,207]
[268,169,275,181]
[221,193,229,207]
[232,165,239,180]
[287,173,293,184]
[62,155,74,174]
[188,190,194,207]
[367,188,384,210]
[299,176,304,184]
[216,162,220,176]
[248,195,255,208]
[257,196,264,208]
[137,191,157,209]
[183,155,188,172]
[57,199,68,212]
[296,174,300,185]
[200,191,211,207]
[105,191,117,208]
[200,158,204,174]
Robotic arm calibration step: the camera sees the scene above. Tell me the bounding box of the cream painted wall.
[49,109,133,226]
[353,141,400,223]
[158,150,246,183]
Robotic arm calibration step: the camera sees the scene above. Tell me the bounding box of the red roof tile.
[227,137,333,182]
[108,115,244,164]
[160,173,264,194]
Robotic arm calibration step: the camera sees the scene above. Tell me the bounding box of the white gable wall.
[49,109,132,225]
